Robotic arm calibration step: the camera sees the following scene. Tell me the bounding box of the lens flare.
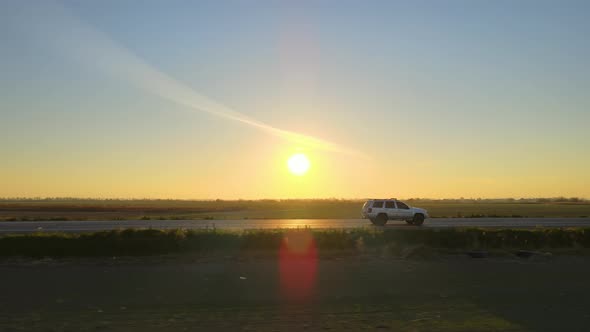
[10,0,366,158]
[279,230,318,303]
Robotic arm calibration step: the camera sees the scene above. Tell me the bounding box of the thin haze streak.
[16,1,362,157]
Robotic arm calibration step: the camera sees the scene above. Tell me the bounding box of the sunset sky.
[1,0,589,199]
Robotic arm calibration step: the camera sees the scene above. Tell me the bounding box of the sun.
[287,153,310,176]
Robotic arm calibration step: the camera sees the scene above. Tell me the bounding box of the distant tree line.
[0,197,587,203]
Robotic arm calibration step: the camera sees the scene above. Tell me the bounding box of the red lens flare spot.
[278,230,318,303]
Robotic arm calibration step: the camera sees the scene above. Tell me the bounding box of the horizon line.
[0,196,587,201]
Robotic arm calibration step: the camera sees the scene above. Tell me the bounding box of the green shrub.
[1,228,590,257]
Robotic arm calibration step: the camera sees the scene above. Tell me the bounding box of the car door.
[384,200,398,219]
[395,200,413,219]
[371,200,385,217]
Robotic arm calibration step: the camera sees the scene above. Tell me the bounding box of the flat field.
[1,254,589,331]
[1,199,589,220]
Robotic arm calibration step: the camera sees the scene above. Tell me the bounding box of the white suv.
[362,199,429,226]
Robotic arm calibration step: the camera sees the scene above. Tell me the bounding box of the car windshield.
[397,201,410,209]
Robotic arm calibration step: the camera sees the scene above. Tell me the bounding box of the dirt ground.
[1,253,589,331]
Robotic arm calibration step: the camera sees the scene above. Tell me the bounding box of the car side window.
[396,201,409,209]
[372,201,384,208]
[385,201,395,209]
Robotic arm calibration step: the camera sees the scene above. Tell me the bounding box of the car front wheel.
[412,213,425,226]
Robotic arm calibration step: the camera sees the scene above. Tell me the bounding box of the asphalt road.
[1,217,590,233]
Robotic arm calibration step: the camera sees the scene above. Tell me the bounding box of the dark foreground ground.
[1,254,589,331]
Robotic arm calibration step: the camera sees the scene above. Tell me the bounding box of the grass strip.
[1,228,590,257]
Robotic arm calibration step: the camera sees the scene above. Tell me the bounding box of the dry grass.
[1,198,589,220]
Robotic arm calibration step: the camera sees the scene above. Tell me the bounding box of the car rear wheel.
[412,213,425,226]
[371,213,388,226]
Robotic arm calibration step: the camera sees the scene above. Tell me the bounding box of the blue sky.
[1,0,589,198]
